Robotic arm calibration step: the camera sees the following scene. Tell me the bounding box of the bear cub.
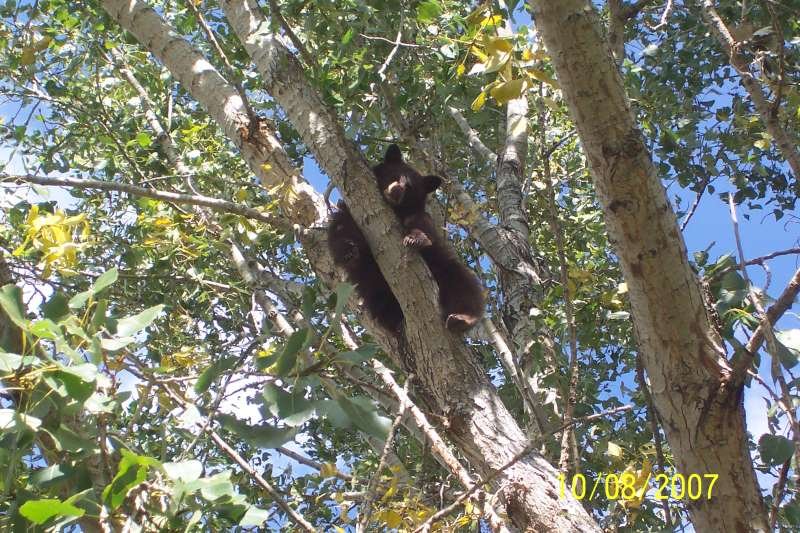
[328,144,485,334]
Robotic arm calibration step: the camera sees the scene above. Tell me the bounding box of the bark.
[528,1,769,531]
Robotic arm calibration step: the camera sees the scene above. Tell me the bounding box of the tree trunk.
[528,1,769,531]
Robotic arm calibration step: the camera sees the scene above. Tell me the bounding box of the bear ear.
[423,175,442,193]
[384,144,403,164]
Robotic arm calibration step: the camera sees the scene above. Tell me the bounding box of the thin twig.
[636,358,672,526]
[376,17,405,81]
[647,0,674,30]
[680,176,710,231]
[359,33,422,47]
[728,196,800,492]
[4,173,284,228]
[357,377,411,531]
[146,377,315,531]
[267,0,314,66]
[185,0,256,121]
[770,459,790,528]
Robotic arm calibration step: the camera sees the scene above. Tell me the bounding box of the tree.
[1,0,798,531]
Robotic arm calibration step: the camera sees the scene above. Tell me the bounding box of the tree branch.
[698,0,800,180]
[3,173,285,228]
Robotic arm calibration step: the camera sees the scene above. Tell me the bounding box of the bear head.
[372,144,442,212]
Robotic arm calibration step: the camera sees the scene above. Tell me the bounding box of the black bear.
[328,144,485,334]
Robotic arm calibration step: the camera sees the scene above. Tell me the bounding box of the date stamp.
[558,472,718,501]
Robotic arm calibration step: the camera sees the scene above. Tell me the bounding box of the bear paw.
[445,313,479,332]
[403,230,432,249]
[341,240,360,264]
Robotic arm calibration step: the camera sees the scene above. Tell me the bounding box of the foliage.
[0,0,798,530]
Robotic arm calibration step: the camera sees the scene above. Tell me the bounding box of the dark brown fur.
[328,145,485,334]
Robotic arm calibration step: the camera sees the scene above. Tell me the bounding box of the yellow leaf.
[33,36,52,52]
[479,15,504,28]
[522,47,534,61]
[526,68,559,88]
[489,78,527,105]
[607,441,624,459]
[377,509,403,528]
[234,187,249,201]
[470,91,487,112]
[754,138,771,150]
[542,96,560,111]
[456,63,466,77]
[484,50,511,73]
[485,36,513,55]
[465,4,488,26]
[319,462,339,478]
[20,47,35,65]
[469,46,488,63]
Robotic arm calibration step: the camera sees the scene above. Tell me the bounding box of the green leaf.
[100,336,135,351]
[93,268,118,293]
[182,471,236,503]
[217,414,297,448]
[44,366,97,402]
[775,329,800,370]
[274,328,309,376]
[115,304,164,337]
[261,382,316,426]
[335,344,378,364]
[0,352,34,373]
[785,501,800,526]
[163,460,203,482]
[91,299,109,331]
[333,282,355,317]
[69,269,119,309]
[335,396,390,440]
[69,289,92,309]
[42,292,70,321]
[0,284,28,328]
[0,409,42,432]
[195,356,239,394]
[102,450,160,509]
[341,28,354,45]
[301,285,317,322]
[416,0,441,23]
[29,319,61,340]
[135,132,152,148]
[19,498,84,525]
[30,464,77,489]
[239,505,271,527]
[68,289,93,310]
[758,434,794,466]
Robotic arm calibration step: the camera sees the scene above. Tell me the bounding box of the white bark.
[529,1,769,531]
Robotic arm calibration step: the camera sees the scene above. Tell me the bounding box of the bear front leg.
[402,212,436,249]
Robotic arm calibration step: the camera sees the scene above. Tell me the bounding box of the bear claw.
[403,230,432,249]
[445,313,479,332]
